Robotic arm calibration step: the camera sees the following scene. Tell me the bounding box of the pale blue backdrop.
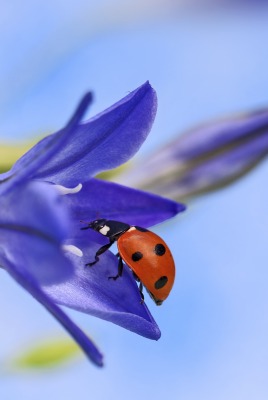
[1,3,268,399]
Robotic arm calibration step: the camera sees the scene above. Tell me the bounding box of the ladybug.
[82,219,175,305]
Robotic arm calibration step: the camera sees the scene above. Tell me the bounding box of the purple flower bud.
[117,109,268,201]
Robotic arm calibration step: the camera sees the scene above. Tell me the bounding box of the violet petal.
[2,256,103,367]
[0,93,93,196]
[45,243,161,340]
[63,178,185,238]
[0,181,73,284]
[34,82,157,185]
[0,182,103,366]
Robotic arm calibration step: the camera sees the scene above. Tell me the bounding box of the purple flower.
[0,82,185,366]
[116,108,268,201]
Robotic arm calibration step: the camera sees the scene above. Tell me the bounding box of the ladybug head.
[81,219,108,233]
[87,219,108,231]
[81,219,131,239]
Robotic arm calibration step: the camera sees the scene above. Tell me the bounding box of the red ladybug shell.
[117,227,175,304]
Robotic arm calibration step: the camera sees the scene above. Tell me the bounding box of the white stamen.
[62,244,83,257]
[55,183,83,195]
[99,225,110,235]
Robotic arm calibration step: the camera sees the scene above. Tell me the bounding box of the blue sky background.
[1,2,268,399]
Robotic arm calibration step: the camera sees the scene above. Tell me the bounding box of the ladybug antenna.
[80,220,92,230]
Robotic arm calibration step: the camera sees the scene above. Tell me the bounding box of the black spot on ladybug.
[135,226,148,232]
[154,243,166,256]
[154,276,168,289]
[132,251,143,262]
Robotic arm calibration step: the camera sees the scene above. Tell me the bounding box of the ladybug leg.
[139,281,145,304]
[86,240,114,267]
[108,256,124,280]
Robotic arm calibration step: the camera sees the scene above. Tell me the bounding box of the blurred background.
[1,1,268,399]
